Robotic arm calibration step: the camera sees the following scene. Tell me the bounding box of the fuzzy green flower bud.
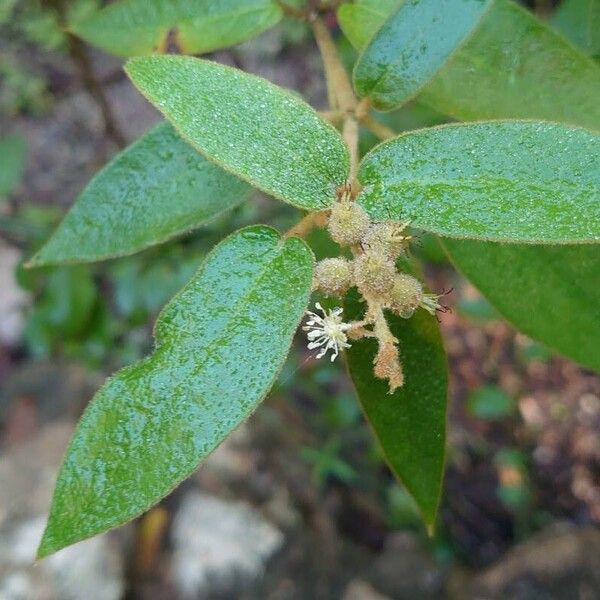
[354,253,396,296]
[386,273,424,318]
[362,222,411,260]
[327,202,370,247]
[313,257,354,297]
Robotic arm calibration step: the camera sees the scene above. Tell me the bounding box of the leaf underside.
[345,290,448,527]
[353,0,494,111]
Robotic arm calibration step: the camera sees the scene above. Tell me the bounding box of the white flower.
[420,293,444,315]
[302,302,351,362]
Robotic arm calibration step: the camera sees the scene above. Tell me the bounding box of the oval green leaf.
[342,0,600,365]
[71,0,282,57]
[345,290,448,527]
[28,123,251,266]
[419,1,600,131]
[358,121,600,244]
[38,225,314,557]
[443,240,600,372]
[340,0,600,132]
[353,0,494,111]
[126,56,349,211]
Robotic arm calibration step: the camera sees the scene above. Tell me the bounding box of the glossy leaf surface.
[342,0,600,365]
[358,121,600,243]
[551,0,600,58]
[29,123,250,266]
[38,226,314,557]
[345,290,447,527]
[341,0,600,132]
[353,0,494,110]
[71,0,282,57]
[126,56,349,211]
[443,240,600,372]
[419,1,600,130]
[0,134,26,198]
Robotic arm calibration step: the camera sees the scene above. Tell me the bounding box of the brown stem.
[284,211,328,239]
[342,116,359,182]
[67,36,126,148]
[319,110,345,124]
[275,0,309,19]
[360,114,397,141]
[43,0,126,148]
[311,16,361,191]
[311,18,356,113]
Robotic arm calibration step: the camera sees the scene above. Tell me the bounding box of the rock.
[0,420,73,527]
[464,524,600,599]
[0,517,123,600]
[170,491,284,599]
[0,362,103,434]
[0,420,125,599]
[370,532,446,600]
[343,579,391,600]
[0,241,28,347]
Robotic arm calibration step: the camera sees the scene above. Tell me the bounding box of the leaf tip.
[425,520,436,538]
[36,526,58,560]
[23,253,43,269]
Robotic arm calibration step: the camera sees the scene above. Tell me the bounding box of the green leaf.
[344,291,448,528]
[126,56,349,211]
[442,240,600,372]
[28,123,250,266]
[358,121,600,244]
[71,0,283,57]
[419,1,600,130]
[38,225,314,557]
[337,0,400,49]
[341,0,600,132]
[342,0,600,365]
[353,0,494,111]
[0,134,26,199]
[551,0,600,58]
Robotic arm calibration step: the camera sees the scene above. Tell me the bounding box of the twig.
[311,17,360,182]
[360,114,397,141]
[285,211,328,239]
[43,0,126,148]
[311,18,356,113]
[319,110,345,124]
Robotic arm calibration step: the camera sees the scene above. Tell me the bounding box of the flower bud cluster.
[316,200,439,319]
[308,196,447,391]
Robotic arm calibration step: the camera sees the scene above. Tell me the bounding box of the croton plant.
[25,0,599,557]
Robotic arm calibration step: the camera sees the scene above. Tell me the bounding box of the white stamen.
[303,303,351,362]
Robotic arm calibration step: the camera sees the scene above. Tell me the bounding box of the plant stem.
[284,211,328,239]
[67,36,127,148]
[360,114,397,141]
[311,17,361,184]
[43,0,126,149]
[319,110,345,124]
[343,116,359,182]
[311,17,356,113]
[275,0,309,19]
